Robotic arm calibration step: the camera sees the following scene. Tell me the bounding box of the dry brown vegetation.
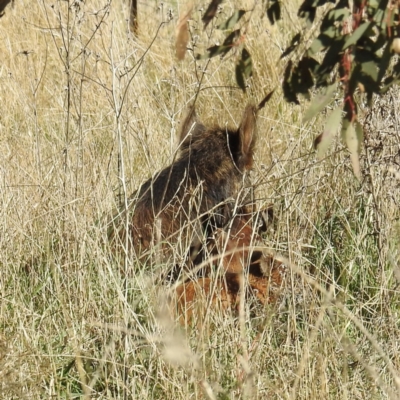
[0,1,399,399]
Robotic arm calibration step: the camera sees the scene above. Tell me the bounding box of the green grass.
[0,1,399,399]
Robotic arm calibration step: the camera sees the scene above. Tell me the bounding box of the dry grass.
[0,1,399,399]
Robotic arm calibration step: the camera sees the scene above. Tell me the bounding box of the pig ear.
[178,106,206,145]
[238,104,258,169]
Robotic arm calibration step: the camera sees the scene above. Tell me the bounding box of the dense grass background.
[0,1,399,398]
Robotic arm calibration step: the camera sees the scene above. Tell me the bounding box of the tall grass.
[0,1,399,399]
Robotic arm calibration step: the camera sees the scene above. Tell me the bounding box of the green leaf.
[341,120,363,169]
[340,117,350,143]
[350,49,379,99]
[373,8,385,26]
[322,26,338,39]
[235,48,253,92]
[377,41,393,84]
[202,0,223,29]
[309,34,333,55]
[368,0,380,8]
[350,152,361,180]
[196,45,227,59]
[235,63,246,91]
[218,10,246,30]
[351,66,379,101]
[283,61,299,104]
[361,59,378,81]
[303,83,337,122]
[196,29,241,59]
[332,7,350,21]
[321,7,350,32]
[343,22,373,49]
[316,37,345,86]
[241,48,252,78]
[343,122,363,180]
[315,107,342,159]
[354,120,364,153]
[290,57,317,99]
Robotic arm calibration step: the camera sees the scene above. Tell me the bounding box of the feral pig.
[174,258,287,325]
[173,209,287,325]
[108,104,258,266]
[203,205,275,274]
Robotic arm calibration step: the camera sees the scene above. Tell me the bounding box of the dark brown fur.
[108,105,258,263]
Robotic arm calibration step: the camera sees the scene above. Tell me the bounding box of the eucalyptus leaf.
[240,48,252,78]
[354,121,364,153]
[202,0,223,28]
[345,121,358,154]
[315,107,342,159]
[350,152,361,180]
[235,63,246,91]
[235,48,253,92]
[343,21,373,49]
[283,61,299,104]
[309,33,335,55]
[218,10,246,30]
[309,37,325,54]
[323,26,337,39]
[332,8,350,21]
[344,122,362,179]
[196,30,241,59]
[361,60,378,81]
[377,42,392,83]
[303,83,337,122]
